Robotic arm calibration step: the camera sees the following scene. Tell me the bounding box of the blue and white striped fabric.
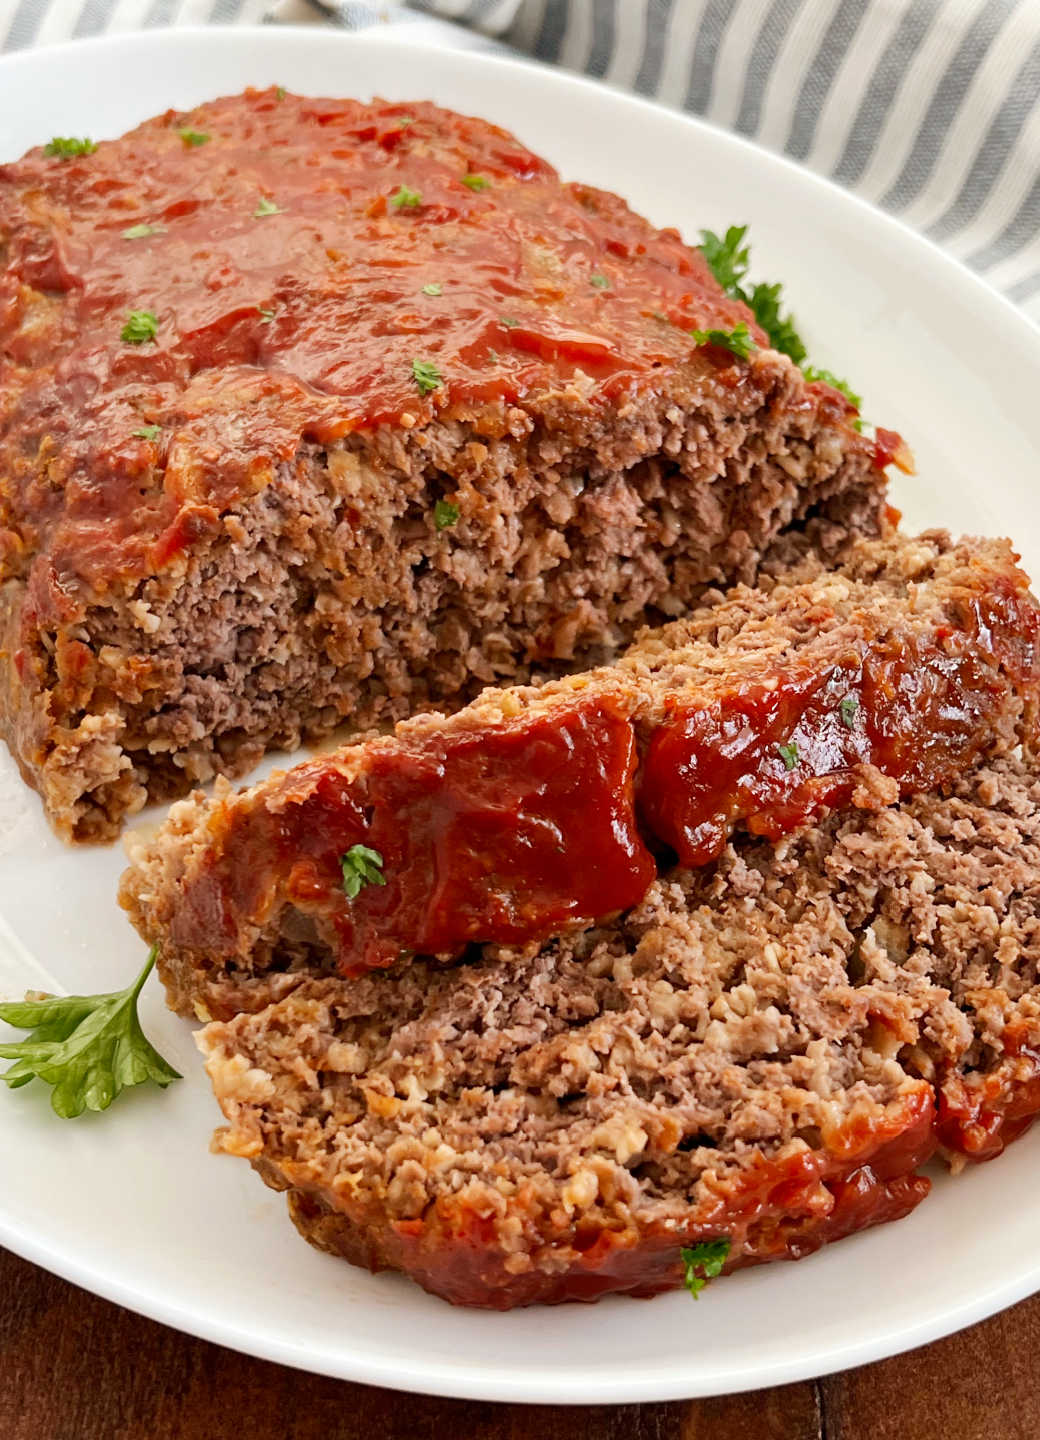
[3,0,1039,322]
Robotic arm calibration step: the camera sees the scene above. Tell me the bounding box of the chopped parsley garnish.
[340,845,386,901]
[690,322,756,360]
[411,358,443,396]
[434,500,460,531]
[44,136,96,158]
[132,424,161,442]
[275,86,287,101]
[253,196,282,218]
[390,185,422,210]
[177,129,210,148]
[500,316,519,328]
[422,282,443,297]
[257,306,275,323]
[699,223,861,413]
[839,694,859,727]
[122,222,165,240]
[589,272,610,289]
[397,116,415,128]
[803,366,863,412]
[777,740,800,771]
[0,946,181,1119]
[680,1238,731,1299]
[461,173,491,191]
[120,310,158,344]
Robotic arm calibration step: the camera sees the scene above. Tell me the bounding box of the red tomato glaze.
[170,696,656,972]
[639,578,1040,866]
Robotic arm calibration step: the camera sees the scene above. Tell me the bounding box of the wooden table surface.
[3,1247,1038,1440]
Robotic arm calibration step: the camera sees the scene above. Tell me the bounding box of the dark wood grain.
[3,1246,1039,1440]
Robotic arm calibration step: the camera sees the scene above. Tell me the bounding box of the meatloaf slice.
[121,531,1040,1021]
[197,757,1040,1309]
[0,88,895,842]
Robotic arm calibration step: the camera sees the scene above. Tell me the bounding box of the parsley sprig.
[44,136,96,158]
[680,1238,731,1299]
[0,947,180,1119]
[699,224,860,408]
[390,185,422,210]
[341,845,386,901]
[690,322,756,360]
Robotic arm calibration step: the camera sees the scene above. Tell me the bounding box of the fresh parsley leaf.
[412,358,442,396]
[120,310,158,344]
[500,316,519,328]
[590,273,610,289]
[461,174,491,191]
[253,196,282,218]
[803,366,863,412]
[44,136,97,159]
[257,306,276,323]
[434,500,460,531]
[777,740,800,771]
[698,225,750,295]
[396,116,415,128]
[390,185,422,210]
[132,424,161,442]
[0,947,180,1119]
[341,845,386,901]
[122,222,165,240]
[839,694,859,728]
[275,86,287,101]
[680,1238,731,1299]
[178,129,210,147]
[700,224,865,416]
[690,322,756,360]
[422,282,443,297]
[744,280,806,365]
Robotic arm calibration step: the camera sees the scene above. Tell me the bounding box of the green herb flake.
[589,273,610,289]
[690,322,756,361]
[120,310,158,344]
[396,116,415,128]
[434,499,460,531]
[390,185,422,211]
[122,222,165,241]
[422,282,443,297]
[500,316,520,328]
[0,947,181,1119]
[131,424,161,442]
[44,136,97,159]
[839,694,859,728]
[461,173,491,192]
[275,86,287,101]
[178,129,210,148]
[803,365,863,413]
[411,358,443,396]
[340,844,386,901]
[680,1238,731,1300]
[253,196,283,218]
[257,306,276,323]
[777,740,800,771]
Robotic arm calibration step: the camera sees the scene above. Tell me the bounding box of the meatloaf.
[197,756,1040,1308]
[0,88,896,842]
[120,531,1040,1022]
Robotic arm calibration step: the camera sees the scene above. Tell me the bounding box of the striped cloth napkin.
[1,0,1038,323]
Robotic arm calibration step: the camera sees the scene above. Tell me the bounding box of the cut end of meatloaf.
[120,530,1040,1023]
[0,89,893,842]
[196,757,1040,1309]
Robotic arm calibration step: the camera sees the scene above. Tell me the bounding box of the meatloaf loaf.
[120,531,1040,1022]
[0,88,896,842]
[197,756,1040,1308]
